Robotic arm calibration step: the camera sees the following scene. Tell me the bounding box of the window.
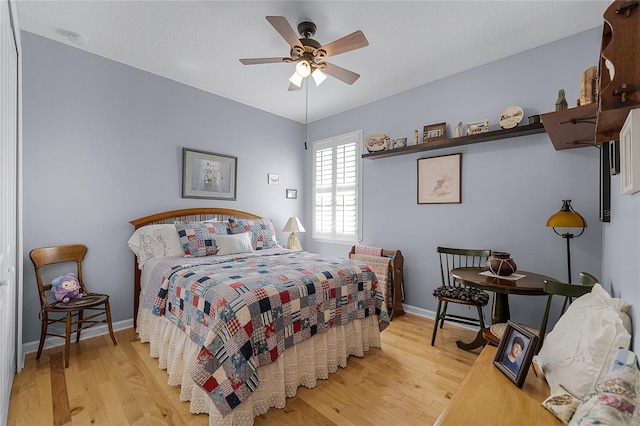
[312,130,362,244]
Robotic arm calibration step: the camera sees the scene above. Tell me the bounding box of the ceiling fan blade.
[322,62,360,85]
[318,30,369,58]
[239,57,290,65]
[266,16,303,50]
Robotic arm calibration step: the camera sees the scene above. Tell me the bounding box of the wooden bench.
[435,345,560,425]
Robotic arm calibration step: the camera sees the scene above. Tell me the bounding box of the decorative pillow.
[127,224,183,269]
[569,364,639,425]
[535,284,632,400]
[542,385,583,425]
[212,233,253,256]
[174,220,230,257]
[227,218,279,250]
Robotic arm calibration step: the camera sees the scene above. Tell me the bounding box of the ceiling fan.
[239,16,369,91]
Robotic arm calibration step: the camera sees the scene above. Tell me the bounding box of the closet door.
[0,0,18,422]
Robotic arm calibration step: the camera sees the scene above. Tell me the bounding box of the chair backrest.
[29,244,89,307]
[437,246,491,288]
[537,276,596,350]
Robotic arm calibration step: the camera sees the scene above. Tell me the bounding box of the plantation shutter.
[312,130,362,243]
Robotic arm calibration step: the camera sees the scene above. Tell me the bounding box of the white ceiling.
[17,1,609,123]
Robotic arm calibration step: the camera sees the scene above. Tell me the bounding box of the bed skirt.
[136,305,382,425]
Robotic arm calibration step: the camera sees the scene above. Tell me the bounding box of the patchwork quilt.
[144,248,389,415]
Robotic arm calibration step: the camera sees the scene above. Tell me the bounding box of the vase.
[487,252,517,276]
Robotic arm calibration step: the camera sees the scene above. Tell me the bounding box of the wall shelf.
[540,103,597,150]
[362,122,546,159]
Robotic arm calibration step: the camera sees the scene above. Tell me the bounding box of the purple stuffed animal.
[52,272,83,303]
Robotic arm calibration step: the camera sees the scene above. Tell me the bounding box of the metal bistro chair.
[431,247,492,346]
[30,244,117,368]
[483,271,597,352]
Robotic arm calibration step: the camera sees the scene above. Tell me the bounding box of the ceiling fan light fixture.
[288,71,303,88]
[311,68,327,86]
[295,60,311,78]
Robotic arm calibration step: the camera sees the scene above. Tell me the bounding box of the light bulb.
[288,71,303,88]
[311,68,327,86]
[295,60,311,78]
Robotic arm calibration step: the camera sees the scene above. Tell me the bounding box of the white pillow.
[127,224,183,269]
[535,284,632,400]
[213,233,254,256]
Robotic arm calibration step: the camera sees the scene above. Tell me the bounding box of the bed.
[129,208,389,425]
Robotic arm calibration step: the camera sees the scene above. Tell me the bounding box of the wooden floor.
[8,314,480,425]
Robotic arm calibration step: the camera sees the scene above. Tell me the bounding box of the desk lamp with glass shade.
[546,200,587,283]
[282,217,305,251]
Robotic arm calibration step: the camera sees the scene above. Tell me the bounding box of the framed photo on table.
[493,321,539,388]
[182,148,237,200]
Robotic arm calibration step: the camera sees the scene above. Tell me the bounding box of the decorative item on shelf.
[414,129,419,145]
[364,133,390,152]
[579,66,598,106]
[387,138,394,150]
[282,217,305,251]
[422,122,447,146]
[392,138,407,148]
[466,119,489,135]
[555,89,569,111]
[486,252,517,276]
[499,106,524,129]
[546,199,587,283]
[528,114,541,124]
[455,122,463,137]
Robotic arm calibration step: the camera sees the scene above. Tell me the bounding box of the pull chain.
[304,80,309,150]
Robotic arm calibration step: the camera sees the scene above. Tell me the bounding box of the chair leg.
[76,310,83,343]
[104,302,117,345]
[476,306,485,329]
[431,300,443,346]
[36,314,48,360]
[64,312,72,368]
[439,302,449,329]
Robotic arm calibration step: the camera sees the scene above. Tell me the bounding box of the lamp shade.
[282,217,305,233]
[546,200,587,228]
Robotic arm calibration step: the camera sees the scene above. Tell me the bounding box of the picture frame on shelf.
[422,122,447,145]
[393,138,407,149]
[493,321,539,388]
[466,119,490,135]
[286,189,297,199]
[417,153,461,204]
[182,148,237,200]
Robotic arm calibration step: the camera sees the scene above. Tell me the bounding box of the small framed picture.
[417,153,461,204]
[286,189,297,199]
[268,173,280,185]
[422,122,446,145]
[493,321,539,388]
[466,119,490,135]
[393,138,407,148]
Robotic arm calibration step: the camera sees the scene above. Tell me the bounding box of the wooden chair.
[482,271,597,351]
[431,247,492,346]
[30,244,117,368]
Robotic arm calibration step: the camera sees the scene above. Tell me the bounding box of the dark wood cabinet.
[596,0,640,143]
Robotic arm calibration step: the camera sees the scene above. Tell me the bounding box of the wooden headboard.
[129,207,263,326]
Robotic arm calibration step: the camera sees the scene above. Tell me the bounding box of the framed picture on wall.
[417,153,461,204]
[182,148,237,200]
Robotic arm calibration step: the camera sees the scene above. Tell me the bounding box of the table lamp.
[282,217,305,251]
[546,200,587,283]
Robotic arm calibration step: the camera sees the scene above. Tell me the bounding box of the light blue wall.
[21,32,305,344]
[305,28,607,330]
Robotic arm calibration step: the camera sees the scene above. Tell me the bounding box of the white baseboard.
[401,303,479,332]
[21,318,133,356]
